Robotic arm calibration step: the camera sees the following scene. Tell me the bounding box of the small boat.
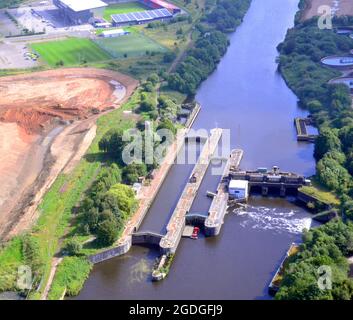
[191,227,200,239]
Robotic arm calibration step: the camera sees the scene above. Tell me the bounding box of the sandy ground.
[0,68,138,240]
[302,0,353,20]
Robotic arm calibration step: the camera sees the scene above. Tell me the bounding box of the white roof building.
[101,28,128,37]
[229,180,249,190]
[57,0,108,12]
[229,180,249,200]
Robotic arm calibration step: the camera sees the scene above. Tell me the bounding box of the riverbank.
[275,3,353,299]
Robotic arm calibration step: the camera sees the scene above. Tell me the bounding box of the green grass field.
[103,2,150,21]
[94,33,168,59]
[31,38,112,67]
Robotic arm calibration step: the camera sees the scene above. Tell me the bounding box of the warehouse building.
[53,0,108,25]
[140,0,181,14]
[101,28,130,37]
[111,8,173,27]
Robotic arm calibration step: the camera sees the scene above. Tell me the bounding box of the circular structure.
[321,55,353,68]
[336,28,353,35]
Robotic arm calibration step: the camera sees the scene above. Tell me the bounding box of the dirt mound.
[0,68,138,134]
[0,68,138,240]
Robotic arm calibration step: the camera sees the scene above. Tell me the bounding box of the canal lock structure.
[75,0,320,300]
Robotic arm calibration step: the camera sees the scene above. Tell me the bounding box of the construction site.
[0,68,138,240]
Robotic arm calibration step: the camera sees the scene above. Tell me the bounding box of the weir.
[230,168,309,197]
[159,128,223,254]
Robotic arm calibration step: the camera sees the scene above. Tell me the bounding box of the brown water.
[75,0,317,300]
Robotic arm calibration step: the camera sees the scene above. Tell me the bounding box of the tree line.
[277,15,353,299]
[168,0,252,95]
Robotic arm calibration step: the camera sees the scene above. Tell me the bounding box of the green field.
[103,2,150,21]
[94,33,168,59]
[31,38,112,67]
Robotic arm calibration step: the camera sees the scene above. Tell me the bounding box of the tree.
[314,128,341,160]
[99,129,128,163]
[317,156,351,192]
[109,184,138,219]
[147,73,159,85]
[96,220,118,246]
[122,163,147,184]
[65,238,82,256]
[163,51,176,63]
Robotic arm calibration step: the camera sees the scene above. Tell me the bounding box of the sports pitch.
[94,33,168,59]
[30,38,112,67]
[103,2,150,21]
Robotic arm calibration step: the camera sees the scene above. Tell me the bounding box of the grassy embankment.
[0,90,141,299]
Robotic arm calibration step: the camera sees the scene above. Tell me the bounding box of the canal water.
[75,0,317,300]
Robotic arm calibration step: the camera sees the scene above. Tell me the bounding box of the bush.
[64,238,82,256]
[96,219,118,246]
[122,163,147,185]
[48,257,92,299]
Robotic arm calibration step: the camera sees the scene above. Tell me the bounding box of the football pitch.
[30,38,112,67]
[103,2,150,21]
[94,33,168,59]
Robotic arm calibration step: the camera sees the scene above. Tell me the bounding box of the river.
[75,0,318,300]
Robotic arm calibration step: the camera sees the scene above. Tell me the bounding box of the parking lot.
[0,2,94,69]
[0,41,40,69]
[0,10,22,37]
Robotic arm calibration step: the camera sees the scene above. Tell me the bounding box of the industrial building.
[111,8,173,27]
[228,180,249,200]
[101,28,130,37]
[140,0,181,14]
[53,0,108,25]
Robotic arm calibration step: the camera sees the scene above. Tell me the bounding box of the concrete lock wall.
[88,237,132,264]
[297,190,331,211]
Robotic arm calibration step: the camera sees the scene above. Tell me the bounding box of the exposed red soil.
[0,68,138,135]
[0,68,138,240]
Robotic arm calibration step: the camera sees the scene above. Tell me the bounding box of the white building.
[101,28,129,38]
[228,180,249,200]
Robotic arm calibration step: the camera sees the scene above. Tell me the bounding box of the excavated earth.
[0,68,138,240]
